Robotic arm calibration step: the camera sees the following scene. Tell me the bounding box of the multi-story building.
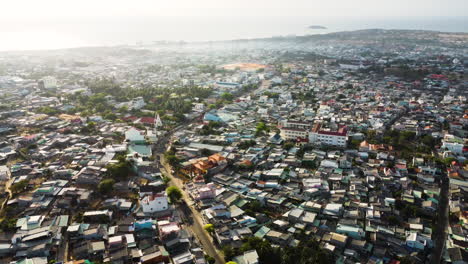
[41,76,57,89]
[309,123,347,147]
[441,134,466,155]
[279,120,312,141]
[278,120,312,130]
[280,127,309,141]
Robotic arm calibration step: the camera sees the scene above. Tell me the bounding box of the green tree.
[162,175,171,185]
[200,148,212,156]
[399,256,416,264]
[37,106,60,115]
[166,186,182,203]
[222,245,238,261]
[165,154,181,169]
[0,218,18,232]
[98,179,115,194]
[255,122,269,136]
[238,140,257,150]
[106,159,132,180]
[204,224,215,234]
[11,180,28,195]
[103,111,118,121]
[205,256,215,264]
[221,92,234,101]
[443,157,457,166]
[283,142,295,151]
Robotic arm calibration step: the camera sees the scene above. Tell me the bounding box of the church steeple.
[155,113,163,128]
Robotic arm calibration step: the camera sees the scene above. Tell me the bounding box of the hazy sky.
[1,0,467,18]
[0,0,466,51]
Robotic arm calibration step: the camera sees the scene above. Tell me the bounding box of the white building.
[271,76,282,84]
[193,103,205,112]
[279,120,312,130]
[132,97,146,110]
[309,123,347,147]
[441,134,465,154]
[42,76,57,89]
[141,193,169,214]
[233,250,259,264]
[278,119,312,141]
[280,127,309,141]
[405,232,431,251]
[0,166,10,181]
[125,128,145,143]
[155,114,163,128]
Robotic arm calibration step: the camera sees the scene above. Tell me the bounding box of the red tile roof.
[137,117,155,124]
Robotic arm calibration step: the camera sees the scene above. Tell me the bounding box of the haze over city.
[0,0,467,50]
[0,1,467,264]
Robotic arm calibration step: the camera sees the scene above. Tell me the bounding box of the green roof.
[254,226,270,238]
[234,199,248,208]
[35,186,54,193]
[128,144,152,156]
[56,215,69,227]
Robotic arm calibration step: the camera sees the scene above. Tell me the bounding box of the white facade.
[279,120,312,130]
[0,166,10,181]
[155,114,163,128]
[271,76,282,84]
[405,232,430,250]
[141,193,168,213]
[442,141,464,154]
[280,127,308,140]
[130,97,146,110]
[42,76,57,89]
[125,128,145,143]
[309,131,347,147]
[193,103,205,112]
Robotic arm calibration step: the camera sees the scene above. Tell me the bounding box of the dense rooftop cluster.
[0,29,466,264]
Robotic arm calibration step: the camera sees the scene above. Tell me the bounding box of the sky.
[0,0,467,51]
[1,0,467,18]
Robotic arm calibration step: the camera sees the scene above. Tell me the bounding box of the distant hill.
[223,28,468,49]
[2,28,466,55]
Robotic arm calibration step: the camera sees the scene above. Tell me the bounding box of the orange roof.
[194,161,212,171]
[240,160,253,166]
[209,153,225,163]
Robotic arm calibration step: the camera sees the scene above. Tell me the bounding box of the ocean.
[0,16,466,51]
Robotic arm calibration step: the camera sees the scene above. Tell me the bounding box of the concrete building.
[141,193,169,214]
[41,76,57,89]
[309,123,347,147]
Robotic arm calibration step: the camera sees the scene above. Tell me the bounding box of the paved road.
[0,179,12,213]
[382,104,449,263]
[160,157,225,264]
[151,83,262,264]
[430,150,450,264]
[57,232,69,262]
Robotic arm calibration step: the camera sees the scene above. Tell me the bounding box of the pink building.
[193,183,216,200]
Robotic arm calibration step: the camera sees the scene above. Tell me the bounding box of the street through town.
[430,149,450,264]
